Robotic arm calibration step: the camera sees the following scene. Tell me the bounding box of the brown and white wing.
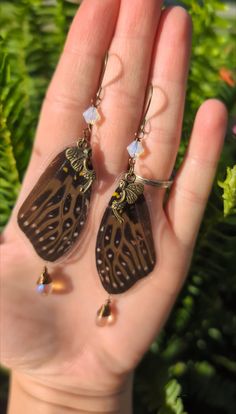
[18,147,93,262]
[96,191,156,294]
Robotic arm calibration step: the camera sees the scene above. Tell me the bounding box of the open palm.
[1,0,227,411]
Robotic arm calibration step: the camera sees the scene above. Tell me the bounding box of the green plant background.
[0,1,236,413]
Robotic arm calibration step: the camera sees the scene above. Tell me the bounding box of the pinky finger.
[166,99,228,247]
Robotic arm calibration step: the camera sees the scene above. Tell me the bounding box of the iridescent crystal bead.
[36,283,53,295]
[83,106,100,125]
[127,140,144,158]
[36,266,53,295]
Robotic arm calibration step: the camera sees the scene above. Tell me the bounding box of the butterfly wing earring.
[17,53,108,293]
[95,85,173,324]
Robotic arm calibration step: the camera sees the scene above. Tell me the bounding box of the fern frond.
[0,104,20,230]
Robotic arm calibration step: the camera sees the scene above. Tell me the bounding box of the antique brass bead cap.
[96,298,115,327]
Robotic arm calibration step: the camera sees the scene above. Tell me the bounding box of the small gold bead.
[96,298,115,327]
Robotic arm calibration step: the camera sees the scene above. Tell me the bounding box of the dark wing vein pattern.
[96,193,156,294]
[18,148,92,261]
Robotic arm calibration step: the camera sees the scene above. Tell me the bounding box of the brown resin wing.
[96,190,156,294]
[18,146,94,261]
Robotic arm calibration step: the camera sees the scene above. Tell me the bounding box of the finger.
[137,6,192,181]
[31,0,120,163]
[95,0,162,176]
[166,99,228,247]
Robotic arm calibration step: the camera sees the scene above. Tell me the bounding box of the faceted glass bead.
[83,106,100,125]
[127,140,144,158]
[36,283,53,295]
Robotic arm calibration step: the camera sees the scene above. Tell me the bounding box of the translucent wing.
[18,146,94,262]
[96,191,156,294]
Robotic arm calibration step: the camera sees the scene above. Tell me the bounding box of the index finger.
[27,0,120,178]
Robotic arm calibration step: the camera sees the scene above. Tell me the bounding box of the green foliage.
[0,0,236,413]
[0,42,21,229]
[159,379,186,414]
[218,166,236,217]
[0,0,77,180]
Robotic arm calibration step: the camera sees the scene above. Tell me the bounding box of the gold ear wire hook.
[137,84,153,138]
[94,52,109,107]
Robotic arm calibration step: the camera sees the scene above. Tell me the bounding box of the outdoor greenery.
[0,1,235,413]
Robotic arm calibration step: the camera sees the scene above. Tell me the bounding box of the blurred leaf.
[218,165,236,217]
[158,379,187,414]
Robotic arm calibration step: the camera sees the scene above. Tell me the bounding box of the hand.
[0,0,227,413]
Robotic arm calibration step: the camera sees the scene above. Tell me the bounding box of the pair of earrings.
[17,54,173,325]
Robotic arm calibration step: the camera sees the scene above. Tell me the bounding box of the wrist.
[8,371,133,414]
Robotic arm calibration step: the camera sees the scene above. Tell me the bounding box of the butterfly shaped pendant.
[96,174,156,294]
[18,138,95,262]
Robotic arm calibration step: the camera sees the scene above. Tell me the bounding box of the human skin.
[0,0,228,413]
